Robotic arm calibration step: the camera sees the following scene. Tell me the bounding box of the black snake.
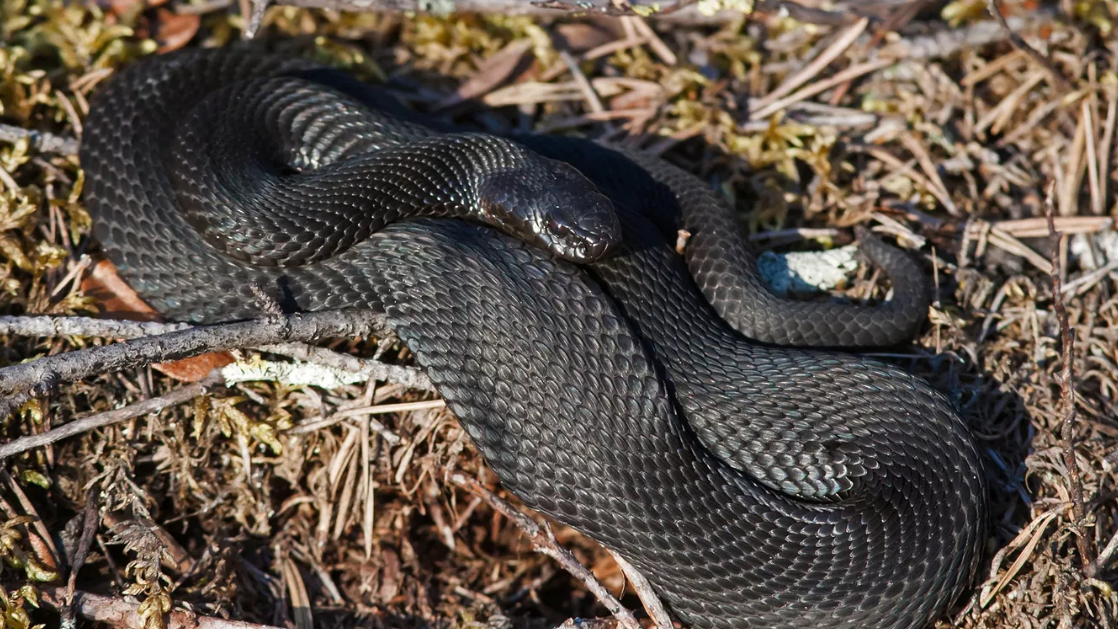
[80,46,988,629]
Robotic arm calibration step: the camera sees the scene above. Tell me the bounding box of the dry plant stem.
[0,310,388,406]
[38,585,285,629]
[63,482,102,628]
[448,472,643,629]
[986,0,1072,92]
[0,315,190,338]
[0,315,434,392]
[0,370,225,461]
[243,0,698,36]
[1044,186,1093,573]
[0,122,80,155]
[748,17,870,114]
[257,342,434,391]
[69,483,101,591]
[608,550,672,629]
[1090,529,1118,577]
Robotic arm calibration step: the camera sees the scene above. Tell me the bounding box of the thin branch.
[609,550,672,629]
[0,310,389,417]
[1089,528,1118,578]
[1044,182,1093,573]
[257,342,433,391]
[0,315,190,338]
[38,585,286,629]
[63,482,102,626]
[986,0,1072,92]
[244,0,698,37]
[0,370,225,461]
[0,315,434,392]
[0,123,80,156]
[448,472,643,629]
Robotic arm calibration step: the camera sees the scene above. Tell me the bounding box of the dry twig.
[448,472,646,629]
[986,0,1072,92]
[38,585,286,629]
[0,370,225,461]
[0,315,434,392]
[1044,183,1093,574]
[0,310,389,417]
[0,123,80,155]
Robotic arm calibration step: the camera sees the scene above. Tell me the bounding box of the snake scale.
[80,46,988,629]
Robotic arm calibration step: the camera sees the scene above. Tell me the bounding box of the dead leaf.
[154,8,200,53]
[81,259,161,322]
[108,0,144,18]
[152,352,234,383]
[81,259,234,382]
[553,22,616,53]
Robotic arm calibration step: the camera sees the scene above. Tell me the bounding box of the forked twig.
[609,550,672,629]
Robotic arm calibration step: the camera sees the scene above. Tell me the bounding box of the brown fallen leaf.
[552,22,617,53]
[81,259,161,322]
[107,0,143,18]
[106,0,170,20]
[436,40,535,110]
[154,8,201,53]
[80,259,234,382]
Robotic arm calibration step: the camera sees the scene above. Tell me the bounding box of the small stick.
[0,315,434,392]
[0,371,225,461]
[1044,182,1094,573]
[986,0,1072,92]
[38,585,286,629]
[0,310,388,409]
[1089,528,1118,578]
[448,472,642,629]
[0,123,80,155]
[609,550,672,629]
[64,482,102,626]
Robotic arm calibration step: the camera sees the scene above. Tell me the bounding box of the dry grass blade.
[749,58,892,120]
[980,509,1060,608]
[749,17,870,113]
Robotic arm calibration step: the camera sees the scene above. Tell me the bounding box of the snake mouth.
[542,211,620,264]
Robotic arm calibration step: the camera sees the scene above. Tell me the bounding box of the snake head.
[479,162,622,264]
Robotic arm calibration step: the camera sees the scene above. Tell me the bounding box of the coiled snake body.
[81,47,988,629]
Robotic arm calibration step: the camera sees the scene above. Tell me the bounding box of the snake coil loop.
[81,47,988,629]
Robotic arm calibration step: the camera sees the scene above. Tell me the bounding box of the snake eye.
[545,215,572,238]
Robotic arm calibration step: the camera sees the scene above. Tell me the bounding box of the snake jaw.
[540,203,620,264]
[478,164,622,265]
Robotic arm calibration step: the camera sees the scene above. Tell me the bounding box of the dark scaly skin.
[514,137,933,347]
[80,47,988,629]
[83,47,619,302]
